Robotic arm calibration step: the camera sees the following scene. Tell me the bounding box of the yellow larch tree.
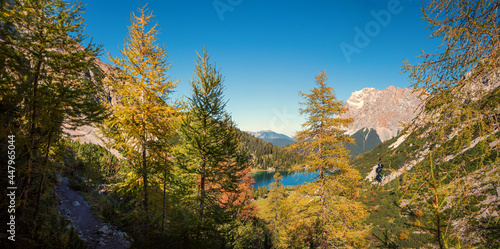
[401,1,500,247]
[100,5,178,233]
[292,71,369,248]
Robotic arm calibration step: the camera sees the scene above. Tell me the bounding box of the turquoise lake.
[251,170,319,189]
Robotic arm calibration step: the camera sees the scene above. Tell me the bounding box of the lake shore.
[250,168,283,174]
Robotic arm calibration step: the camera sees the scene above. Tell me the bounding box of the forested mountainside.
[65,124,302,172]
[239,131,302,171]
[351,44,500,249]
[246,128,381,157]
[344,128,382,158]
[246,130,295,147]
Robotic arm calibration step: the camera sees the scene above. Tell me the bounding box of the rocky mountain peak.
[341,86,424,142]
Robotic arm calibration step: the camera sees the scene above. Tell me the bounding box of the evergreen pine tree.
[181,48,247,245]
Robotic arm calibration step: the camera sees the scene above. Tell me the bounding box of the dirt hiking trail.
[55,175,131,249]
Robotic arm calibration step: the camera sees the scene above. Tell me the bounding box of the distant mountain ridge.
[341,86,424,142]
[246,130,294,147]
[238,131,303,171]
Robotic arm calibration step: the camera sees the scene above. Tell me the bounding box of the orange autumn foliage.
[196,162,258,222]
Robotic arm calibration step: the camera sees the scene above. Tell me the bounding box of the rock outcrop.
[341,86,424,142]
[62,56,121,156]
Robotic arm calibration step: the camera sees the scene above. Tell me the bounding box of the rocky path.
[55,176,131,249]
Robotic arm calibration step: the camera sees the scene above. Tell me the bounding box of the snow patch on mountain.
[364,128,371,141]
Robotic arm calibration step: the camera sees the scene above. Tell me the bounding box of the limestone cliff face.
[93,57,121,106]
[62,56,121,157]
[341,86,424,142]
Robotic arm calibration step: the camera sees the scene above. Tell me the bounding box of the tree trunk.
[199,155,206,220]
[161,168,167,235]
[318,139,327,248]
[34,130,54,219]
[434,185,444,249]
[21,58,43,217]
[199,113,208,220]
[320,168,327,248]
[140,89,149,233]
[436,212,443,249]
[143,147,149,231]
[32,132,52,239]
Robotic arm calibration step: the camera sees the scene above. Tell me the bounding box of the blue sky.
[82,0,439,137]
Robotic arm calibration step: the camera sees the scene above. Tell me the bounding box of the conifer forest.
[1,0,499,248]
